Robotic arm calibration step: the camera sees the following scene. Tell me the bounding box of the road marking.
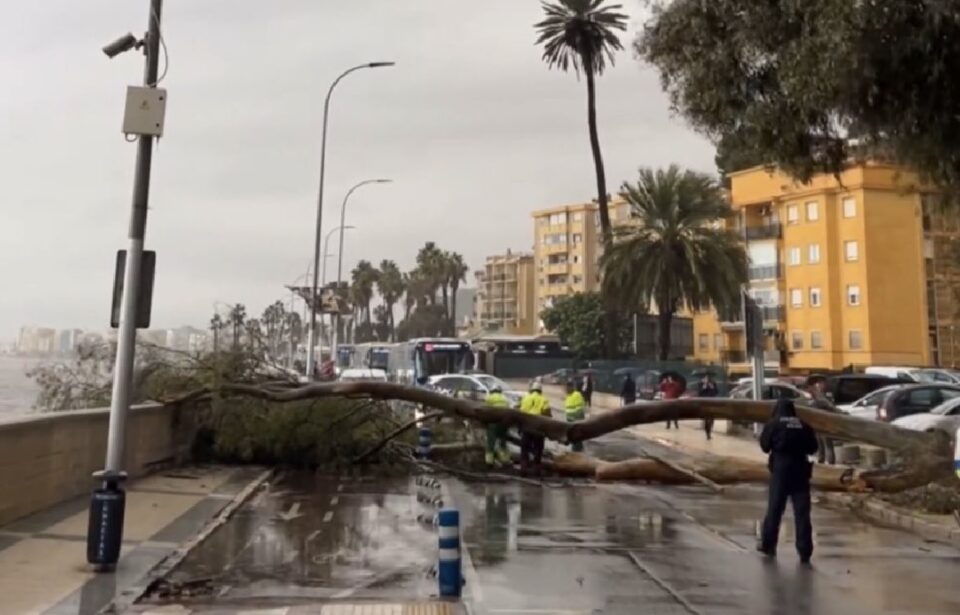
[627,551,703,615]
[337,484,344,492]
[306,529,321,543]
[323,510,334,523]
[330,496,339,506]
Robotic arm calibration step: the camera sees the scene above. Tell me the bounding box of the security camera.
[102,33,139,58]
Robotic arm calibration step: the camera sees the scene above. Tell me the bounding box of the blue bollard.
[437,508,461,598]
[955,427,960,479]
[417,427,432,459]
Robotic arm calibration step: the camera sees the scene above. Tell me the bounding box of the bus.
[352,343,392,372]
[335,344,355,370]
[388,338,474,385]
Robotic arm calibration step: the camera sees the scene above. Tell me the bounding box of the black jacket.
[760,399,818,476]
[620,377,636,400]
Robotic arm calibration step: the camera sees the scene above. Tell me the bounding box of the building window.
[849,330,863,350]
[572,275,582,284]
[714,333,723,350]
[790,288,802,307]
[572,212,582,222]
[811,331,823,349]
[572,233,583,244]
[543,233,568,246]
[847,284,861,306]
[787,205,799,224]
[842,197,856,218]
[699,334,709,351]
[806,201,819,221]
[791,331,804,349]
[788,247,801,266]
[808,244,820,264]
[844,240,859,261]
[809,287,822,307]
[572,254,581,264]
[548,212,567,225]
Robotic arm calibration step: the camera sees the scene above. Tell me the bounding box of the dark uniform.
[758,398,819,563]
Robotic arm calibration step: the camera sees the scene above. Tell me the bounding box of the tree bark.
[584,60,611,248]
[657,309,673,361]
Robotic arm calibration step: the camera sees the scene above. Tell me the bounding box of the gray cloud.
[0,0,714,338]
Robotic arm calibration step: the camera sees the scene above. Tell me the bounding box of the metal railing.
[745,223,782,240]
[748,264,783,280]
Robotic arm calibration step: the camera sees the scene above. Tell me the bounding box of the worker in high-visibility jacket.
[519,381,552,473]
[484,384,512,467]
[564,380,587,452]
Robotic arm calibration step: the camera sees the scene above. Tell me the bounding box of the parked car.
[728,381,810,401]
[837,385,904,420]
[821,374,911,406]
[876,384,960,422]
[913,368,960,384]
[892,396,960,435]
[428,373,525,407]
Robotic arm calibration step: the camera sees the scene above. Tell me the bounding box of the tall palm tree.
[228,304,246,349]
[377,259,405,339]
[350,260,379,325]
[535,0,627,247]
[415,241,445,305]
[601,165,748,360]
[209,314,224,353]
[444,251,470,329]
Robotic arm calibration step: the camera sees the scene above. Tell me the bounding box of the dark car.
[876,384,960,422]
[822,374,912,406]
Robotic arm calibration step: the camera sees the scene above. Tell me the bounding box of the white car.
[338,368,388,382]
[838,385,902,420]
[428,374,524,407]
[892,397,960,435]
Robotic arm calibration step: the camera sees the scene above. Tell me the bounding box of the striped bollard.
[954,427,960,479]
[417,427,432,459]
[437,508,462,598]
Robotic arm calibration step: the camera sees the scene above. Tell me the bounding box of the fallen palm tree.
[167,381,955,493]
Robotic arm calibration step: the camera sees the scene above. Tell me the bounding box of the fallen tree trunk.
[166,381,954,492]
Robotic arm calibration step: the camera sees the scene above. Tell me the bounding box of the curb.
[819,492,960,548]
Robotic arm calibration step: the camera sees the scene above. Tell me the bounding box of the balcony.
[745,223,782,241]
[748,264,783,281]
[719,304,785,327]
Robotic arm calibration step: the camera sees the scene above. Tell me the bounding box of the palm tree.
[350,260,379,325]
[415,242,445,305]
[228,304,246,349]
[535,0,627,247]
[209,314,224,353]
[601,165,748,360]
[377,259,405,339]
[444,251,470,330]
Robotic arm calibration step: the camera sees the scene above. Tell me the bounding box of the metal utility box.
[122,86,167,137]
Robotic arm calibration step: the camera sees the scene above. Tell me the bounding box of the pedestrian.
[758,398,818,564]
[519,381,551,475]
[483,384,512,467]
[660,374,682,429]
[564,380,587,452]
[620,375,637,407]
[805,375,836,465]
[697,373,719,439]
[581,372,594,408]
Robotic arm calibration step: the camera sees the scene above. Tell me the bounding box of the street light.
[305,61,396,379]
[322,225,356,289]
[330,179,391,356]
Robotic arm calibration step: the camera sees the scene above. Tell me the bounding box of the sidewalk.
[0,465,268,615]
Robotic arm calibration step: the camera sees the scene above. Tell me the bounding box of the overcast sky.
[0,0,714,340]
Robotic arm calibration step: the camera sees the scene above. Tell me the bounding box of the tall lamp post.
[331,179,391,356]
[305,61,395,380]
[321,225,354,348]
[87,0,164,571]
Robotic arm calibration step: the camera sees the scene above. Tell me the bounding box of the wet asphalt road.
[154,436,960,614]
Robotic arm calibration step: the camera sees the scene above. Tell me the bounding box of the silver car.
[892,397,960,435]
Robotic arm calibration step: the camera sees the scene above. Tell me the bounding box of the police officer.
[758,398,819,563]
[519,381,551,474]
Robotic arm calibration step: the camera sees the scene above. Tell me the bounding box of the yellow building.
[694,163,960,373]
[531,199,630,332]
[475,250,536,335]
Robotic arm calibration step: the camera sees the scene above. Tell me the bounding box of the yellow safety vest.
[485,392,509,408]
[564,391,586,415]
[520,392,551,416]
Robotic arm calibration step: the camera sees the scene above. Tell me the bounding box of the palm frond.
[535,0,628,76]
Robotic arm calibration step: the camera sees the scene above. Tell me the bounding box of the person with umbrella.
[696,371,719,439]
[620,373,637,407]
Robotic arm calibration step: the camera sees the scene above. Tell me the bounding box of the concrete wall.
[0,404,194,526]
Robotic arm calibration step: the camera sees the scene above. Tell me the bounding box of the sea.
[0,355,41,417]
